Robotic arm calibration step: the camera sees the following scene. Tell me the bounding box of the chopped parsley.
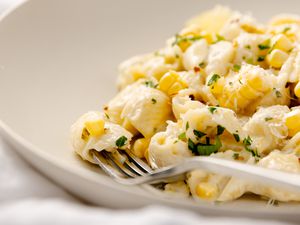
[188,137,222,156]
[172,34,203,46]
[243,136,260,158]
[213,34,225,43]
[188,138,197,154]
[257,44,271,50]
[233,153,239,160]
[151,98,157,104]
[233,133,240,142]
[246,58,254,64]
[196,136,222,156]
[243,136,252,146]
[217,125,225,135]
[273,88,282,98]
[199,62,206,68]
[104,113,110,119]
[233,64,241,72]
[207,74,221,86]
[208,106,217,114]
[238,79,243,85]
[229,81,233,86]
[265,117,273,121]
[186,122,190,130]
[193,129,206,139]
[245,45,251,50]
[282,27,291,33]
[178,132,186,141]
[115,136,127,148]
[144,81,157,88]
[257,56,265,62]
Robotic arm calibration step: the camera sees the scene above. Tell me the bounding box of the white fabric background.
[0,1,298,225]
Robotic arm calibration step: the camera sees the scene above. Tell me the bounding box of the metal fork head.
[92,149,185,185]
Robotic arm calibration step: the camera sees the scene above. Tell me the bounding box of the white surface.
[0,0,300,224]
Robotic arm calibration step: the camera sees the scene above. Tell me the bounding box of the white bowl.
[1,0,300,220]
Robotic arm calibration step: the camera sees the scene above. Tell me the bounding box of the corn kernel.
[159,71,187,96]
[246,74,269,92]
[294,82,300,98]
[168,82,185,96]
[84,119,105,137]
[122,118,138,135]
[132,138,150,158]
[196,182,218,200]
[271,34,293,52]
[158,72,178,92]
[285,110,300,136]
[267,49,289,69]
[239,82,261,100]
[210,77,225,95]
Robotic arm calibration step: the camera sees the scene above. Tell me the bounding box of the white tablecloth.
[0,1,297,225]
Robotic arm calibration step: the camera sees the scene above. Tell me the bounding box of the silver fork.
[92,149,300,192]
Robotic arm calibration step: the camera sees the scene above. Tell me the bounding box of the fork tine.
[115,150,146,176]
[92,151,126,179]
[124,149,153,174]
[102,151,138,178]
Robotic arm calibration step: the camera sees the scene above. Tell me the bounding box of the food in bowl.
[71,5,300,203]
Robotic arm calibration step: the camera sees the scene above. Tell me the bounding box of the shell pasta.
[71,6,300,203]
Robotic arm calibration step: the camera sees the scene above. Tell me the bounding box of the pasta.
[71,5,300,203]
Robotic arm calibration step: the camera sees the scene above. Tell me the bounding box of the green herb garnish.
[144,81,157,88]
[243,136,260,158]
[233,133,240,142]
[116,136,127,148]
[257,56,265,62]
[151,98,157,104]
[273,88,282,98]
[217,125,225,135]
[245,45,251,50]
[233,64,241,72]
[282,27,291,33]
[188,138,197,154]
[213,34,225,43]
[265,117,273,121]
[186,122,190,130]
[193,129,206,139]
[233,153,239,160]
[178,132,186,141]
[208,106,217,114]
[172,34,203,46]
[196,136,222,156]
[207,74,221,86]
[258,43,270,50]
[199,62,205,68]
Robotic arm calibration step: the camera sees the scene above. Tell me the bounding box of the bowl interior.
[1,0,300,216]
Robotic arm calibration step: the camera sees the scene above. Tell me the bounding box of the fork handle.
[140,157,300,193]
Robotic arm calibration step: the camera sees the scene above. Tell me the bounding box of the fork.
[92,149,300,192]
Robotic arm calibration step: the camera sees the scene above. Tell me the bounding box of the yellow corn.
[239,83,260,100]
[84,119,105,137]
[294,82,300,98]
[217,71,271,112]
[210,77,225,95]
[122,118,138,135]
[285,110,300,136]
[271,34,293,52]
[132,138,150,158]
[158,71,187,96]
[246,74,269,92]
[267,49,289,69]
[195,182,218,200]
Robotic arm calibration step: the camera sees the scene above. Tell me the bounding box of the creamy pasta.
[71,6,300,202]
